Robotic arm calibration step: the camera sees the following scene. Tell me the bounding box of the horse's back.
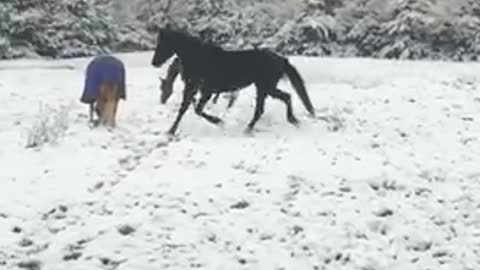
[81,55,126,104]
[204,49,286,88]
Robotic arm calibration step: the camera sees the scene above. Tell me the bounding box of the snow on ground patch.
[1,53,480,270]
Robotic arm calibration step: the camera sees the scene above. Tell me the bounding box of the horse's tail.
[97,81,119,128]
[283,60,315,116]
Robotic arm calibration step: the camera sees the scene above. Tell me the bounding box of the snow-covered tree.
[1,0,480,61]
[0,0,117,59]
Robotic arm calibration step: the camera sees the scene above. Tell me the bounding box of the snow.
[1,52,480,269]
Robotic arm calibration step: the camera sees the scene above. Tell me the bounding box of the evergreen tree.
[0,0,117,59]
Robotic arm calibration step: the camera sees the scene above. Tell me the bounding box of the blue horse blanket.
[80,55,126,104]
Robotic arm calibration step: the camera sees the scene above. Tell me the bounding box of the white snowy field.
[1,52,480,270]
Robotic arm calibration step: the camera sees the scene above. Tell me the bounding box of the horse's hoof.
[244,127,254,135]
[166,129,176,136]
[210,117,223,125]
[166,133,177,141]
[89,119,100,128]
[288,117,300,126]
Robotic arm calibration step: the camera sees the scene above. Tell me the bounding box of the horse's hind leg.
[112,98,119,128]
[104,83,116,128]
[111,84,120,128]
[246,89,267,132]
[195,91,223,124]
[89,103,95,122]
[96,83,109,126]
[167,83,197,135]
[226,92,238,109]
[212,93,220,104]
[268,88,298,125]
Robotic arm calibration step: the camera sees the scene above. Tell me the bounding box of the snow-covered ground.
[1,52,480,270]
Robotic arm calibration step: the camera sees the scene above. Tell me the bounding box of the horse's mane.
[162,28,223,52]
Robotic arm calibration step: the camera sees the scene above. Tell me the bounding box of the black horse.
[151,29,315,135]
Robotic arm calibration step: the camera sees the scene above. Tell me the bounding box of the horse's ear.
[164,22,173,31]
[158,27,171,42]
[156,29,162,42]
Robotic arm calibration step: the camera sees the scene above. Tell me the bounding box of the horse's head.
[151,29,175,68]
[159,76,173,104]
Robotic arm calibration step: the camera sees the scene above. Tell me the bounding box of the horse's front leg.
[89,103,95,122]
[167,83,198,135]
[195,90,223,124]
[88,103,100,127]
[212,93,220,104]
[226,91,238,109]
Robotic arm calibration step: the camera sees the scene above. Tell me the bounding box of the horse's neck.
[173,36,221,62]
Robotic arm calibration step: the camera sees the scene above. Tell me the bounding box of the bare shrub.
[25,103,71,149]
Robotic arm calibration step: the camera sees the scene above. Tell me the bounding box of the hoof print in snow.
[18,238,34,247]
[339,186,352,193]
[367,220,389,235]
[317,113,346,132]
[18,259,42,270]
[291,225,304,235]
[58,205,68,213]
[48,226,66,234]
[260,233,274,241]
[206,234,217,243]
[334,252,350,264]
[373,208,394,217]
[369,179,403,192]
[89,181,104,192]
[432,250,450,258]
[42,205,68,220]
[118,156,138,171]
[118,157,131,166]
[99,257,127,268]
[63,252,82,261]
[414,187,432,197]
[117,224,136,236]
[237,258,247,265]
[156,141,168,148]
[397,130,408,138]
[232,161,259,174]
[408,240,432,252]
[230,201,250,209]
[245,165,259,174]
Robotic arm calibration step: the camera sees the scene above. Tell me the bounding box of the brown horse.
[81,55,126,128]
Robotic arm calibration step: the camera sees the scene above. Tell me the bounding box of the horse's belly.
[208,80,252,92]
